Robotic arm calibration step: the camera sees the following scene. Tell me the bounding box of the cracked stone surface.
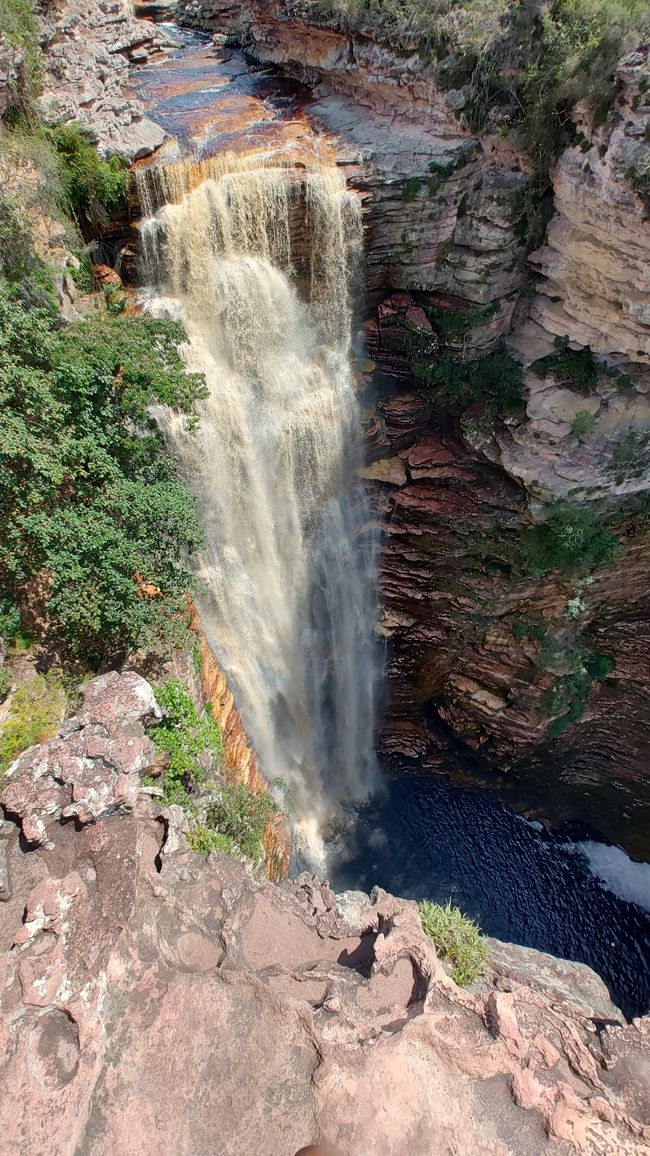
[0,716,649,1154]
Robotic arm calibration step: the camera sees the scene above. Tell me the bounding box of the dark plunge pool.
[325,771,650,1021]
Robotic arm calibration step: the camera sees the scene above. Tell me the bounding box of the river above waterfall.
[324,770,650,1020]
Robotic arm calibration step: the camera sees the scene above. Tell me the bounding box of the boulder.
[1,672,159,847]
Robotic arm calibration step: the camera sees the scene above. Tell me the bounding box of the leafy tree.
[46,124,131,226]
[0,281,207,665]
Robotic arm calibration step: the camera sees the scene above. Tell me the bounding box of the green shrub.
[428,301,498,344]
[0,668,12,702]
[0,600,21,645]
[46,124,130,226]
[0,674,65,774]
[152,677,277,862]
[626,148,650,214]
[401,177,421,203]
[532,346,599,391]
[0,0,43,122]
[70,253,94,294]
[521,502,620,577]
[543,647,613,737]
[0,283,207,665]
[192,637,203,674]
[571,409,597,436]
[206,783,277,863]
[585,652,614,681]
[153,678,224,806]
[413,344,524,419]
[187,826,239,858]
[418,899,488,986]
[610,430,650,482]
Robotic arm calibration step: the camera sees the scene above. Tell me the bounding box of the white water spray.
[137,156,378,844]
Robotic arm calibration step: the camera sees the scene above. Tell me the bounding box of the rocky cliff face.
[174,0,650,850]
[1,687,649,1155]
[189,611,291,881]
[35,0,170,161]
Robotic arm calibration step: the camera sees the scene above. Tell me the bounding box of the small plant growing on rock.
[531,346,599,392]
[152,677,224,806]
[571,410,597,437]
[521,502,620,578]
[401,177,421,203]
[186,825,238,858]
[0,667,12,703]
[206,783,277,864]
[565,595,587,620]
[418,899,488,987]
[0,674,66,774]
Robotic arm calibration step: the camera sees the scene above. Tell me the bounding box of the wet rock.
[92,263,123,288]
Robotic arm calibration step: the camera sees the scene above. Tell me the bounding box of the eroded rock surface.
[37,0,170,160]
[0,781,648,1155]
[2,671,160,847]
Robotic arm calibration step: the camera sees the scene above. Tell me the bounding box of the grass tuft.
[0,674,66,774]
[418,898,488,986]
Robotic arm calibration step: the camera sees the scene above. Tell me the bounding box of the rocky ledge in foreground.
[0,673,648,1155]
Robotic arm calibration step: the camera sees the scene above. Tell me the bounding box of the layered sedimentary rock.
[1,719,649,1155]
[190,613,291,881]
[36,0,171,160]
[512,50,650,368]
[172,1,650,845]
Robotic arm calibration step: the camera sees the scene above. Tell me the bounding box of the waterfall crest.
[137,156,378,845]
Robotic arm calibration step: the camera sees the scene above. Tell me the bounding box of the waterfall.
[137,155,378,852]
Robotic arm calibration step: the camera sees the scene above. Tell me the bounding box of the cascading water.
[137,154,378,854]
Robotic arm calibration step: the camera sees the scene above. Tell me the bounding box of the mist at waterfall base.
[138,156,378,855]
[325,771,650,1019]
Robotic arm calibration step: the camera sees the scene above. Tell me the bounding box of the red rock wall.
[364,292,650,857]
[190,610,291,881]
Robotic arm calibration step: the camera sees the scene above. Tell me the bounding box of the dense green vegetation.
[150,678,277,863]
[205,785,277,862]
[0,283,206,665]
[423,346,524,419]
[0,674,66,773]
[418,898,488,986]
[46,124,131,226]
[314,0,650,171]
[0,0,43,122]
[520,502,620,577]
[152,678,224,807]
[531,346,599,391]
[543,648,614,737]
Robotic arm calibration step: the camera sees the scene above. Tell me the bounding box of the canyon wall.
[188,613,291,881]
[175,0,650,852]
